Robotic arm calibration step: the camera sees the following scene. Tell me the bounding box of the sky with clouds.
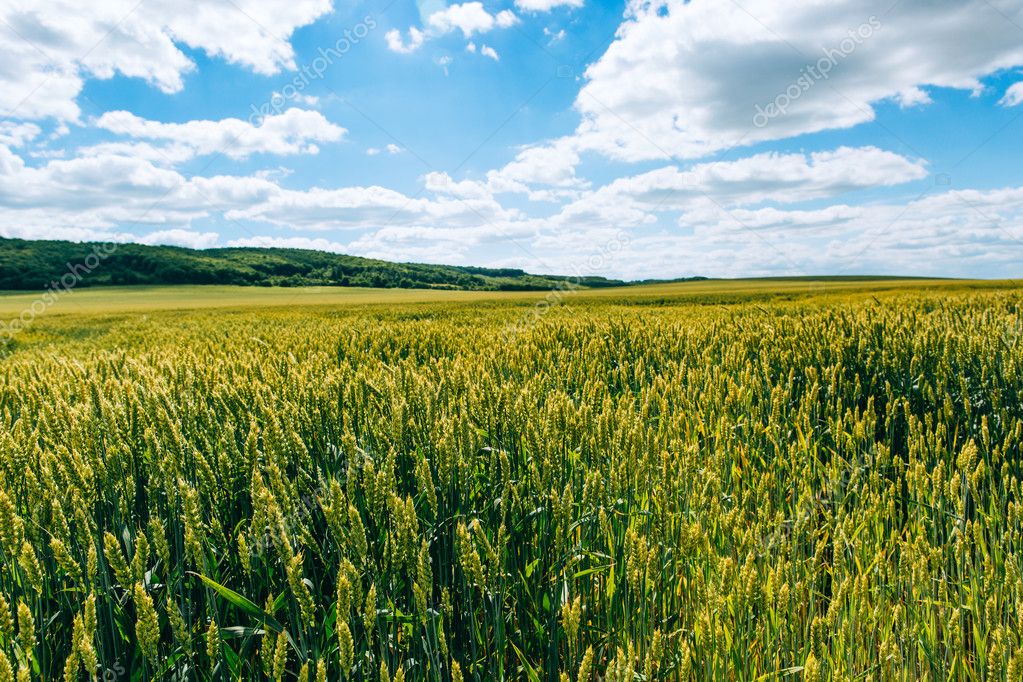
[1,0,1022,279]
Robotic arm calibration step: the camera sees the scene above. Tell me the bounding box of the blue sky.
[1,0,1022,279]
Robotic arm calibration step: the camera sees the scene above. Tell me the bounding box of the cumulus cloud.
[386,2,519,54]
[0,142,277,232]
[514,184,1023,280]
[386,27,426,54]
[467,42,501,61]
[428,3,501,35]
[74,142,199,166]
[535,146,926,235]
[678,188,1023,276]
[139,229,220,249]
[584,146,928,210]
[422,138,588,203]
[566,0,1023,161]
[1001,81,1023,107]
[417,145,932,270]
[424,171,495,200]
[0,122,41,148]
[225,182,521,232]
[94,109,345,161]
[370,144,405,155]
[0,0,332,121]
[486,138,588,197]
[496,10,521,27]
[0,140,527,248]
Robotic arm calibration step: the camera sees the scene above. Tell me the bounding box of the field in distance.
[0,275,998,317]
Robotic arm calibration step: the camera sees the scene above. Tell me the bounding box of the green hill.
[0,237,635,292]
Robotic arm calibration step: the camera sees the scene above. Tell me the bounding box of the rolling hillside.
[0,237,636,291]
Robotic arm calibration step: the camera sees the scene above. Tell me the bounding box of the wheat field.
[0,281,1021,680]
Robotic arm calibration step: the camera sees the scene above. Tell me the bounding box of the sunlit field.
[0,277,984,317]
[1,280,1021,680]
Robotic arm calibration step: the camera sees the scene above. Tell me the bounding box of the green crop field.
[0,279,1021,681]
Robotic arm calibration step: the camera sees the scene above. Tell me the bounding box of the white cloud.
[424,171,495,200]
[386,27,426,54]
[368,143,404,155]
[468,42,500,61]
[513,184,1023,280]
[0,141,527,249]
[0,0,332,121]
[683,188,1023,276]
[75,141,199,165]
[273,91,319,108]
[541,146,926,232]
[428,3,504,36]
[594,146,928,209]
[50,124,70,141]
[254,167,294,181]
[0,143,281,232]
[486,138,587,195]
[95,109,345,161]
[387,3,519,54]
[1001,81,1023,107]
[495,10,520,27]
[516,0,584,11]
[0,122,41,147]
[225,183,521,231]
[894,87,933,108]
[184,175,280,208]
[422,139,589,203]
[139,229,220,249]
[0,144,180,206]
[567,0,1023,162]
[153,0,331,74]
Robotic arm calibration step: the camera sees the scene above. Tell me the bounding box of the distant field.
[0,276,1002,317]
[572,276,990,302]
[0,284,517,316]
